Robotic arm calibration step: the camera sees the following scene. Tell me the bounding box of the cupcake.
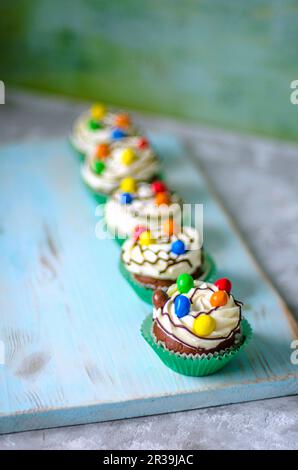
[105,178,182,242]
[70,103,137,158]
[120,222,215,303]
[81,136,159,203]
[141,276,252,376]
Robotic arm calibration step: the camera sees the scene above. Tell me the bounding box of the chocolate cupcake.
[81,136,159,203]
[141,276,252,376]
[120,222,216,303]
[105,178,182,242]
[153,276,242,355]
[70,103,137,158]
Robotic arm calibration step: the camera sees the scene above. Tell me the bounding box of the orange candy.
[95,143,110,159]
[210,290,228,307]
[155,191,171,206]
[115,113,131,128]
[163,219,177,236]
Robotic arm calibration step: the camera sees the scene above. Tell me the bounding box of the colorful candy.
[88,119,102,131]
[139,230,154,246]
[121,148,136,166]
[133,225,147,241]
[155,192,171,206]
[214,278,232,293]
[137,137,149,149]
[152,289,169,309]
[210,290,228,307]
[115,113,131,128]
[120,192,133,205]
[174,294,191,318]
[91,160,105,175]
[177,273,194,294]
[167,284,178,297]
[163,219,176,236]
[171,240,186,255]
[112,128,127,140]
[95,143,110,159]
[90,103,106,120]
[151,180,167,194]
[120,177,136,193]
[193,314,216,337]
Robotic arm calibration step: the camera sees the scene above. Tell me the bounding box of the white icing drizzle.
[153,281,242,351]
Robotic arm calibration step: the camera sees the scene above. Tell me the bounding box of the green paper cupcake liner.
[114,234,127,247]
[82,181,109,205]
[69,139,86,162]
[119,252,216,305]
[141,316,252,376]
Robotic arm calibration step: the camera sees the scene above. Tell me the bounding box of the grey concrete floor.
[0,89,297,450]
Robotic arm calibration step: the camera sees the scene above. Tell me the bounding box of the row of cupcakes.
[71,104,160,203]
[70,104,252,376]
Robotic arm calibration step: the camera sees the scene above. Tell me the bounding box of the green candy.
[177,273,194,294]
[91,160,105,175]
[88,118,102,131]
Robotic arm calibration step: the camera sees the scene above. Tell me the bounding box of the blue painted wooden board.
[0,135,297,434]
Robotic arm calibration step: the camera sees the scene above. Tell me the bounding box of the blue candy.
[174,294,190,318]
[171,239,186,255]
[120,192,133,204]
[112,128,127,140]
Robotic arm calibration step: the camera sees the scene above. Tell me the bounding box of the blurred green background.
[1,0,298,141]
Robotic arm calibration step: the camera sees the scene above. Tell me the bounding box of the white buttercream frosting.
[105,182,183,237]
[153,280,242,351]
[121,226,203,280]
[71,109,136,154]
[81,137,159,195]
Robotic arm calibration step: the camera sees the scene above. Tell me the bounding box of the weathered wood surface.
[0,135,297,434]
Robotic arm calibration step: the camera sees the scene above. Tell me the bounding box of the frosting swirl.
[121,227,202,280]
[81,137,159,195]
[105,182,182,237]
[153,281,242,351]
[71,110,136,154]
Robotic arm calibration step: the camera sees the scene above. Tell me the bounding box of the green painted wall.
[1,0,298,141]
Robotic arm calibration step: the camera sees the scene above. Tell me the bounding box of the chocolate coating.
[133,265,204,290]
[153,320,242,355]
[152,289,169,309]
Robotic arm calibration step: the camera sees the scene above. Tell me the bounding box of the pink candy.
[133,225,147,241]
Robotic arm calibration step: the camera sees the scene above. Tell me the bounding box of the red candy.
[151,180,167,194]
[137,137,149,149]
[133,225,147,241]
[214,278,232,293]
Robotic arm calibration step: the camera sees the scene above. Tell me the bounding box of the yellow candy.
[121,148,136,166]
[139,230,154,246]
[120,177,136,193]
[90,103,106,120]
[193,314,215,337]
[167,284,178,297]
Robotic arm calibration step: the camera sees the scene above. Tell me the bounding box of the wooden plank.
[0,135,297,434]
